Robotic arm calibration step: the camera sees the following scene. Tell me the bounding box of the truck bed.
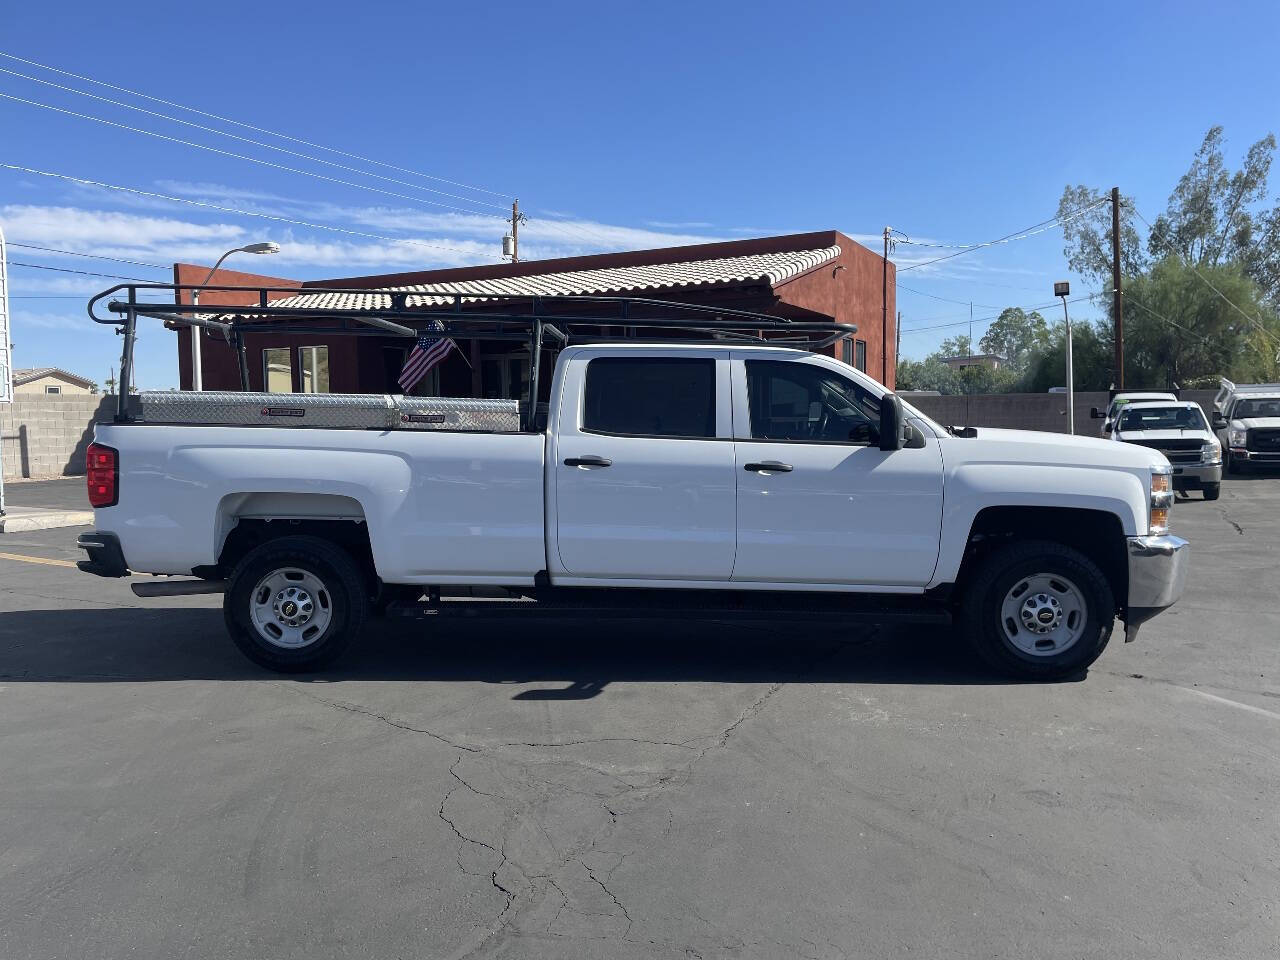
[93,421,546,583]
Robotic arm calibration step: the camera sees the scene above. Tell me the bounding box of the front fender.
[930,463,1148,587]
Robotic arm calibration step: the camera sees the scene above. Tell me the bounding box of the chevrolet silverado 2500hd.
[77,343,1188,680]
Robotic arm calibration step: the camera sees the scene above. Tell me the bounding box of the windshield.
[1118,406,1206,432]
[1232,397,1280,419]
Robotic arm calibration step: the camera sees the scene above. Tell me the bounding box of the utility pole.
[1111,186,1124,389]
[895,310,901,381]
[882,226,891,385]
[512,199,520,263]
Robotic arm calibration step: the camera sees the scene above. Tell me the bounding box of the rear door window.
[582,357,716,438]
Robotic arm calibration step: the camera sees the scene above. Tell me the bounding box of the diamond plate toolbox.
[394,397,520,432]
[135,391,520,432]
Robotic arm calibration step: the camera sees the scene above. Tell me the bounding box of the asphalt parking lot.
[1,476,1277,960]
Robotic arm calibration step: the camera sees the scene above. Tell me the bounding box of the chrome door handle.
[564,455,612,468]
[744,461,793,473]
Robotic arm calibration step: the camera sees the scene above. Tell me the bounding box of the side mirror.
[879,394,905,451]
[1090,407,1103,419]
[1212,412,1227,428]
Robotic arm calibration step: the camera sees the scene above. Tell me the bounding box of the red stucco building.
[174,230,896,397]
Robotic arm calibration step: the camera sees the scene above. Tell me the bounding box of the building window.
[299,346,330,393]
[263,348,293,393]
[481,352,529,401]
[841,338,853,366]
[583,357,715,438]
[44,384,62,395]
[855,339,867,373]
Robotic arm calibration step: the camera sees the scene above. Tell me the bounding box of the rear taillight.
[86,442,119,508]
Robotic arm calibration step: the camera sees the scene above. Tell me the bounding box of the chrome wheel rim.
[248,567,333,649]
[999,572,1087,657]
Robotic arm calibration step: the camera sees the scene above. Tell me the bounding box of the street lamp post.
[1055,281,1073,435]
[189,242,280,391]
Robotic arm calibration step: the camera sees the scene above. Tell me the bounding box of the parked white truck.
[78,336,1188,681]
[1211,378,1280,473]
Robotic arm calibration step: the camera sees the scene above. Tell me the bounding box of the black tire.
[1227,451,1242,474]
[223,535,369,672]
[960,540,1115,681]
[1203,483,1221,501]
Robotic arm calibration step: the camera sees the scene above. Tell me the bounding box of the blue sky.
[3,0,1279,388]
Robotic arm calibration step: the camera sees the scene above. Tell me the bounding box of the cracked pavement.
[1,473,1277,959]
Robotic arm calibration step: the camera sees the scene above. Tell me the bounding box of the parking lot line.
[0,551,78,568]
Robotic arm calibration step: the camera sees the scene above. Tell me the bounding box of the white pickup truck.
[77,342,1188,681]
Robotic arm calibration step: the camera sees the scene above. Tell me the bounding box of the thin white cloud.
[2,204,243,250]
[646,219,715,229]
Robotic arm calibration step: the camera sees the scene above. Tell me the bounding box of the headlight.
[1228,427,1247,447]
[1150,469,1172,535]
[1202,440,1222,463]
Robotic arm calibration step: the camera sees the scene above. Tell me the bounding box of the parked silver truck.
[1111,401,1222,499]
[1212,379,1280,473]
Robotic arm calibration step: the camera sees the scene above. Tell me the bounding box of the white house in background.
[940,353,1007,371]
[13,367,97,395]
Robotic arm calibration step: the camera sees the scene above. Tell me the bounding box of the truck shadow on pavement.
[0,606,1068,691]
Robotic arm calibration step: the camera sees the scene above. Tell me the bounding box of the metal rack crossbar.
[89,282,858,427]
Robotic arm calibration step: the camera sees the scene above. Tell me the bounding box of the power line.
[8,260,151,281]
[896,282,1001,309]
[0,92,508,219]
[897,199,1110,274]
[1123,292,1212,346]
[900,295,1096,335]
[8,241,167,269]
[0,65,509,213]
[1,163,490,260]
[0,50,512,200]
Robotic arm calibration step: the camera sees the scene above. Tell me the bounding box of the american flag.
[398,321,456,393]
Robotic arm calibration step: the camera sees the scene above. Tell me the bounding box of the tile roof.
[265,246,842,313]
[13,366,96,387]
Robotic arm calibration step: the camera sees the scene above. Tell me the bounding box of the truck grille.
[1125,437,1204,464]
[1247,428,1280,452]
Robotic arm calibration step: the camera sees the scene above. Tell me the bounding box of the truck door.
[552,351,737,581]
[730,353,944,587]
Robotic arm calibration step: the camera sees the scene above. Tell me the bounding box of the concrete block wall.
[1,394,115,480]
[904,390,1219,436]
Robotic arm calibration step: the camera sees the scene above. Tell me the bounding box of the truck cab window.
[746,359,880,444]
[583,357,715,438]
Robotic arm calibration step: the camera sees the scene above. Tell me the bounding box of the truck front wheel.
[960,541,1115,681]
[224,536,369,672]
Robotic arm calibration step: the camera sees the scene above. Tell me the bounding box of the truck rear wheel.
[224,536,369,672]
[960,540,1115,681]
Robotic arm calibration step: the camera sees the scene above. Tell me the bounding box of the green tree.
[1057,185,1146,283]
[1146,127,1277,284]
[896,355,962,394]
[936,333,973,358]
[978,308,1050,371]
[1060,125,1280,381]
[1121,260,1279,385]
[1025,320,1114,392]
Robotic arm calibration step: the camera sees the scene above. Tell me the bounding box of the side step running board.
[132,579,228,598]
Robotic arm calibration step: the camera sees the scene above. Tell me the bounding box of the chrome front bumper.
[1124,534,1190,642]
[1171,462,1221,486]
